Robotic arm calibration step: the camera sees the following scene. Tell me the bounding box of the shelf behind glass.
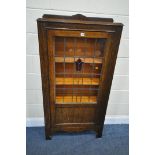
[56,96,97,104]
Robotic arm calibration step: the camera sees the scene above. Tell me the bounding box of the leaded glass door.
[47,30,109,105]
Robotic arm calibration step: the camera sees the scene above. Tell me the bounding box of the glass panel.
[54,36,106,104]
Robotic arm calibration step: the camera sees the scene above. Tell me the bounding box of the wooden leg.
[96,128,103,138]
[46,135,51,140]
[45,130,52,140]
[45,126,52,140]
[96,132,102,138]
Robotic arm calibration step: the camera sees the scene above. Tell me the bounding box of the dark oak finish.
[37,14,123,139]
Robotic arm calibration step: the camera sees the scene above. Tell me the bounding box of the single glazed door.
[47,29,111,127]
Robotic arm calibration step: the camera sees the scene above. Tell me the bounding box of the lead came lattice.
[55,37,105,104]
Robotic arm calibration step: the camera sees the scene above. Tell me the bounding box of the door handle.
[75,58,83,71]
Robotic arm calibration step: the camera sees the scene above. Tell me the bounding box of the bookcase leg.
[96,131,102,138]
[96,127,103,138]
[46,135,51,140]
[45,130,52,140]
[45,126,52,140]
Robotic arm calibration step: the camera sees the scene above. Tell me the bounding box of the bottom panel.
[53,123,98,132]
[55,107,96,124]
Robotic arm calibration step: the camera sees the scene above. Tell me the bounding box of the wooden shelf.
[56,77,100,85]
[56,96,97,103]
[55,57,102,64]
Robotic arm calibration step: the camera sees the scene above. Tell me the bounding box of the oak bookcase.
[37,14,123,139]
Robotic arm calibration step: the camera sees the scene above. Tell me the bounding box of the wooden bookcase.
[37,14,123,139]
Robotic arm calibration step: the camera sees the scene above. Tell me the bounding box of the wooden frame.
[37,14,123,140]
